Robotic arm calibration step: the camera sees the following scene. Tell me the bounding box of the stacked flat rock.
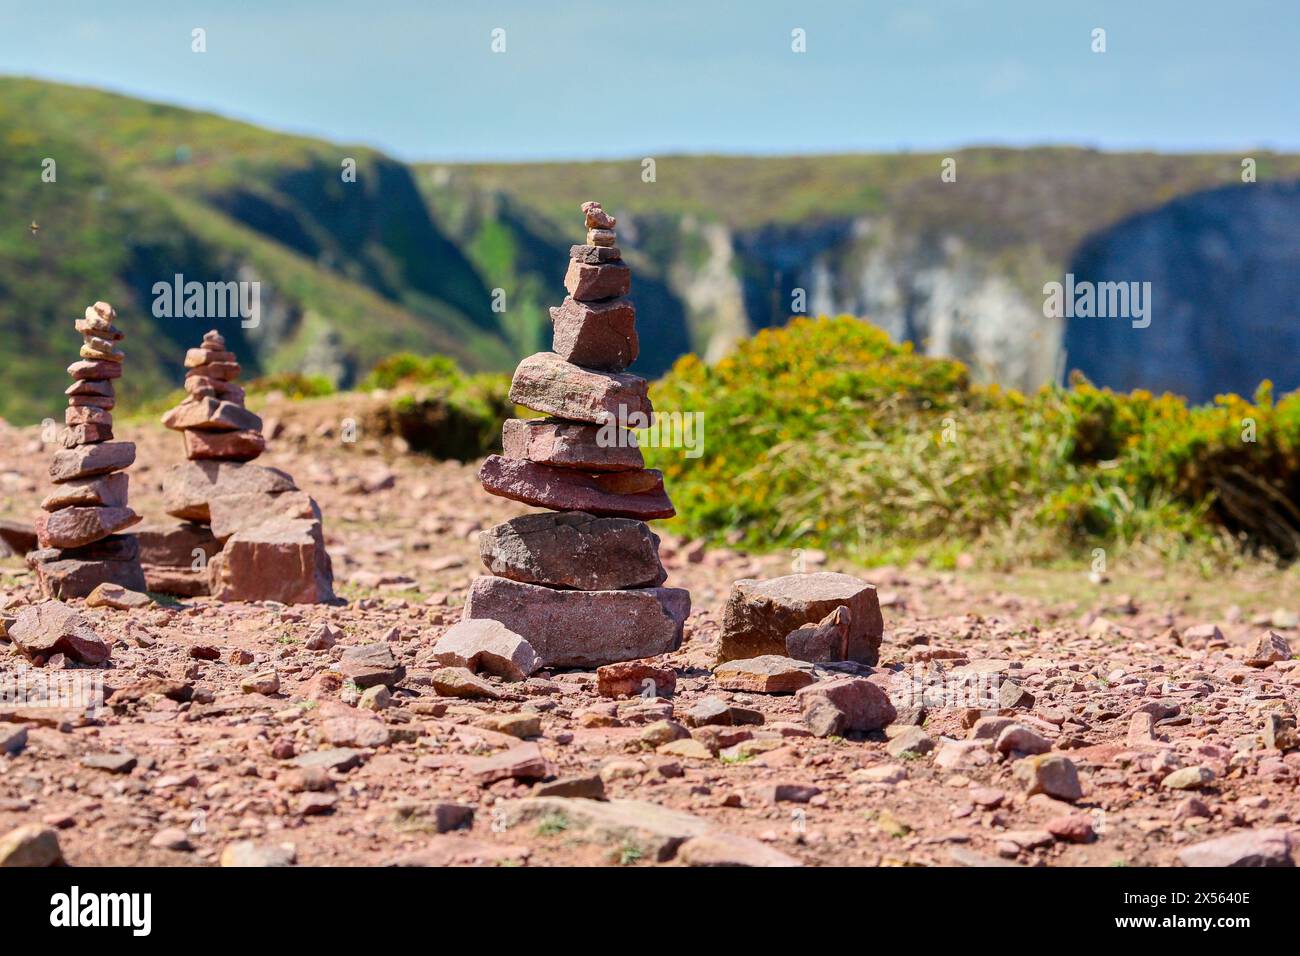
[26,302,146,598]
[466,201,690,668]
[153,332,334,604]
[161,330,265,462]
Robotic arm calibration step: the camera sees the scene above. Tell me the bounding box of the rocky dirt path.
[2,406,1298,867]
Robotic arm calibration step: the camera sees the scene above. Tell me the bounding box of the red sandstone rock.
[40,473,128,512]
[65,405,112,427]
[582,201,617,230]
[184,376,245,402]
[27,552,147,600]
[462,576,689,668]
[785,606,852,663]
[185,348,237,367]
[563,259,631,300]
[35,505,140,549]
[162,397,262,433]
[796,677,897,736]
[509,352,652,425]
[719,572,884,666]
[61,424,114,447]
[502,418,643,472]
[67,359,122,381]
[208,490,321,540]
[66,378,115,398]
[428,619,541,681]
[8,601,112,664]
[714,656,818,693]
[478,455,675,520]
[597,662,677,699]
[49,441,135,482]
[479,511,666,590]
[141,565,210,597]
[135,520,221,566]
[549,296,639,370]
[207,516,334,604]
[569,244,622,264]
[184,361,240,382]
[162,461,297,521]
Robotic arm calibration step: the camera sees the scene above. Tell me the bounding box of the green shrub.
[244,371,336,400]
[359,353,463,391]
[360,352,512,461]
[646,316,1300,567]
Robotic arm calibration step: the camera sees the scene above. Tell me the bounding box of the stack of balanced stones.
[152,331,334,604]
[28,302,145,598]
[160,330,265,461]
[465,201,690,668]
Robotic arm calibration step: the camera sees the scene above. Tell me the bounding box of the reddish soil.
[2,400,1298,867]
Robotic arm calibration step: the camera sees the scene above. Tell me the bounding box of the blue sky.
[1,0,1295,161]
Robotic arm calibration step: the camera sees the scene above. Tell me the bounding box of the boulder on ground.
[468,742,551,786]
[207,517,334,604]
[338,643,405,688]
[719,572,884,666]
[796,676,897,736]
[714,656,818,693]
[8,601,112,664]
[494,797,796,866]
[429,619,541,681]
[26,548,146,601]
[463,576,689,669]
[1013,754,1083,802]
[597,662,677,698]
[1176,829,1294,867]
[1245,631,1292,667]
[0,824,64,867]
[85,582,152,610]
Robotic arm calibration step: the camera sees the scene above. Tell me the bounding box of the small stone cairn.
[147,330,334,603]
[28,302,145,598]
[465,201,690,668]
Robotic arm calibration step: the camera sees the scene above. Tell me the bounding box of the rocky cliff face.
[726,217,1058,389]
[434,151,1300,398]
[1063,182,1300,403]
[566,213,1057,388]
[535,184,1295,399]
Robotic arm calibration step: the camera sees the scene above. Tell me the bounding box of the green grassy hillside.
[0,77,513,424]
[5,77,1299,425]
[423,148,1300,255]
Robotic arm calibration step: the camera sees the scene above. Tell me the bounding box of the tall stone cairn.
[152,331,334,604]
[161,330,266,462]
[27,301,146,598]
[465,201,691,668]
